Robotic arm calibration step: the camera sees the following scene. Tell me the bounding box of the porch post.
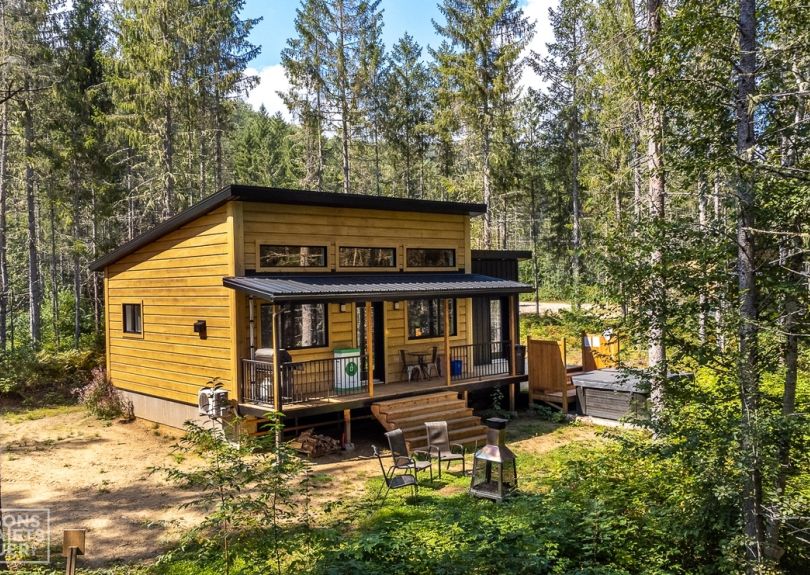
[509,294,517,412]
[443,298,451,386]
[366,301,374,398]
[271,304,282,413]
[248,295,255,360]
[271,303,282,452]
[509,294,518,376]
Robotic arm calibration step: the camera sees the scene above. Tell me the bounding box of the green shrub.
[74,367,134,420]
[0,346,102,405]
[154,417,309,575]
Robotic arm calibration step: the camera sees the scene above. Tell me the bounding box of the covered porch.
[223,273,531,414]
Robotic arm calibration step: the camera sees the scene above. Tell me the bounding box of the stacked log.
[290,429,341,458]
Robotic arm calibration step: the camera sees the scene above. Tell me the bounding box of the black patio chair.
[372,445,418,502]
[424,420,466,479]
[423,346,440,378]
[385,429,433,481]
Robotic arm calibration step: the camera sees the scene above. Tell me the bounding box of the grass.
[149,419,617,575]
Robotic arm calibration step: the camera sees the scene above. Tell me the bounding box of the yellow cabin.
[91,185,531,439]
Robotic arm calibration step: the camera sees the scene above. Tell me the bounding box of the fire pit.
[469,417,517,501]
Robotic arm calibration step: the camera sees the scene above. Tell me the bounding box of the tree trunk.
[530,175,541,314]
[735,0,764,567]
[0,99,8,351]
[72,167,81,349]
[91,188,99,334]
[713,175,726,351]
[126,148,135,241]
[765,58,807,561]
[163,103,175,218]
[23,90,42,348]
[214,66,223,192]
[570,31,581,307]
[49,193,59,348]
[633,103,643,225]
[482,123,492,249]
[646,0,666,411]
[337,0,350,194]
[697,174,708,344]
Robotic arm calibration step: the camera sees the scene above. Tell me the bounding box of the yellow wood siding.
[241,202,469,273]
[382,298,471,383]
[105,205,234,405]
[236,202,475,385]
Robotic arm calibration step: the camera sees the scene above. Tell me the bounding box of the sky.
[242,0,555,120]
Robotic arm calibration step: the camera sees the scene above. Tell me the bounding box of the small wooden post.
[343,408,352,445]
[509,295,517,412]
[366,301,374,398]
[62,529,85,575]
[443,299,451,386]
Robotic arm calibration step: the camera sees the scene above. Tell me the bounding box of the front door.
[356,302,385,382]
[472,296,508,364]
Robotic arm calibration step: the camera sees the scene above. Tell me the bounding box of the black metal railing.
[242,354,370,406]
[448,340,513,381]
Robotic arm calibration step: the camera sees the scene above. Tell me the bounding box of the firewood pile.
[290,429,342,458]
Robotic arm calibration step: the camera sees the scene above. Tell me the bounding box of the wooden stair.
[371,391,488,450]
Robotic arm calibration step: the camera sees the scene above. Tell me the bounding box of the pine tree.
[529,0,590,299]
[433,0,534,247]
[53,0,109,348]
[383,34,432,198]
[281,0,329,190]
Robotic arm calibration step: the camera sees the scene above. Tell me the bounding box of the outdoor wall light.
[193,319,207,339]
[392,301,401,310]
[339,303,349,313]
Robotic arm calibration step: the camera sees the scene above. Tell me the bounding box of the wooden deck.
[238,373,527,419]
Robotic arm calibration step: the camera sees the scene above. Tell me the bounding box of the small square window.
[407,298,457,339]
[123,303,142,334]
[406,248,456,268]
[259,244,327,268]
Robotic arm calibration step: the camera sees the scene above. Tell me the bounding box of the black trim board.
[91,184,487,271]
[471,250,533,260]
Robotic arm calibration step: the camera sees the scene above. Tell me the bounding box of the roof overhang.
[90,185,487,271]
[223,273,532,303]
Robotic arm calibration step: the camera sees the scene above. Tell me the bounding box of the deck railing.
[449,340,513,381]
[242,354,370,406]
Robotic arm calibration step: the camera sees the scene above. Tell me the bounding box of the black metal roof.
[90,185,487,271]
[223,273,532,303]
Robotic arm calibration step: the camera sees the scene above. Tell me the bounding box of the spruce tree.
[383,33,432,198]
[433,0,534,247]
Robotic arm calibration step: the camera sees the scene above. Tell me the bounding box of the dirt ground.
[0,408,600,568]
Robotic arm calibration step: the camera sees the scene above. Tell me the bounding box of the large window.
[339,246,396,268]
[407,299,456,340]
[122,303,142,335]
[406,248,456,268]
[262,303,328,349]
[259,244,327,268]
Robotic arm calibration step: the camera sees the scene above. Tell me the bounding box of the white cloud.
[242,64,293,121]
[521,0,555,91]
